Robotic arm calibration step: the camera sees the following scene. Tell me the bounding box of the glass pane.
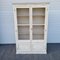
[18,26,30,40]
[33,34,44,40]
[17,8,29,16]
[32,25,44,40]
[17,8,29,24]
[32,8,45,24]
[33,16,45,24]
[32,8,45,40]
[17,8,30,40]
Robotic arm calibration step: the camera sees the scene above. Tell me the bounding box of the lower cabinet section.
[16,41,47,54]
[17,42,31,52]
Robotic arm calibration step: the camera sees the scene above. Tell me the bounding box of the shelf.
[17,24,45,26]
[33,24,45,25]
[17,24,29,26]
[17,16,29,17]
[33,15,45,17]
[33,33,44,35]
[33,24,44,26]
[18,33,29,35]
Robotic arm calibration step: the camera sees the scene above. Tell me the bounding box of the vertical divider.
[29,7,32,52]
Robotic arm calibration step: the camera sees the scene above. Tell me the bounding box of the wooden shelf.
[33,33,44,35]
[32,24,45,26]
[33,15,45,17]
[18,33,29,35]
[17,24,29,26]
[17,24,45,26]
[17,16,29,17]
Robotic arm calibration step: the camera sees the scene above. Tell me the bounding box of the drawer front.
[32,42,46,52]
[17,42,31,51]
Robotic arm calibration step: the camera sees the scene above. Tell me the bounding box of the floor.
[0,44,60,60]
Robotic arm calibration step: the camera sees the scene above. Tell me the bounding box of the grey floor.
[0,44,60,60]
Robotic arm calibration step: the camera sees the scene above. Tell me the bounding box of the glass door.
[17,8,30,40]
[16,8,31,52]
[31,8,45,52]
[32,8,45,40]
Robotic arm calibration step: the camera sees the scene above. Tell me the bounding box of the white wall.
[0,0,60,44]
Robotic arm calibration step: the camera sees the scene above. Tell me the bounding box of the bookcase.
[13,3,48,54]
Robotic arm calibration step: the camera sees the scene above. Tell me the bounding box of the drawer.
[32,42,46,52]
[18,42,31,51]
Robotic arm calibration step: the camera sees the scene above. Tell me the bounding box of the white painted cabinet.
[13,3,48,54]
